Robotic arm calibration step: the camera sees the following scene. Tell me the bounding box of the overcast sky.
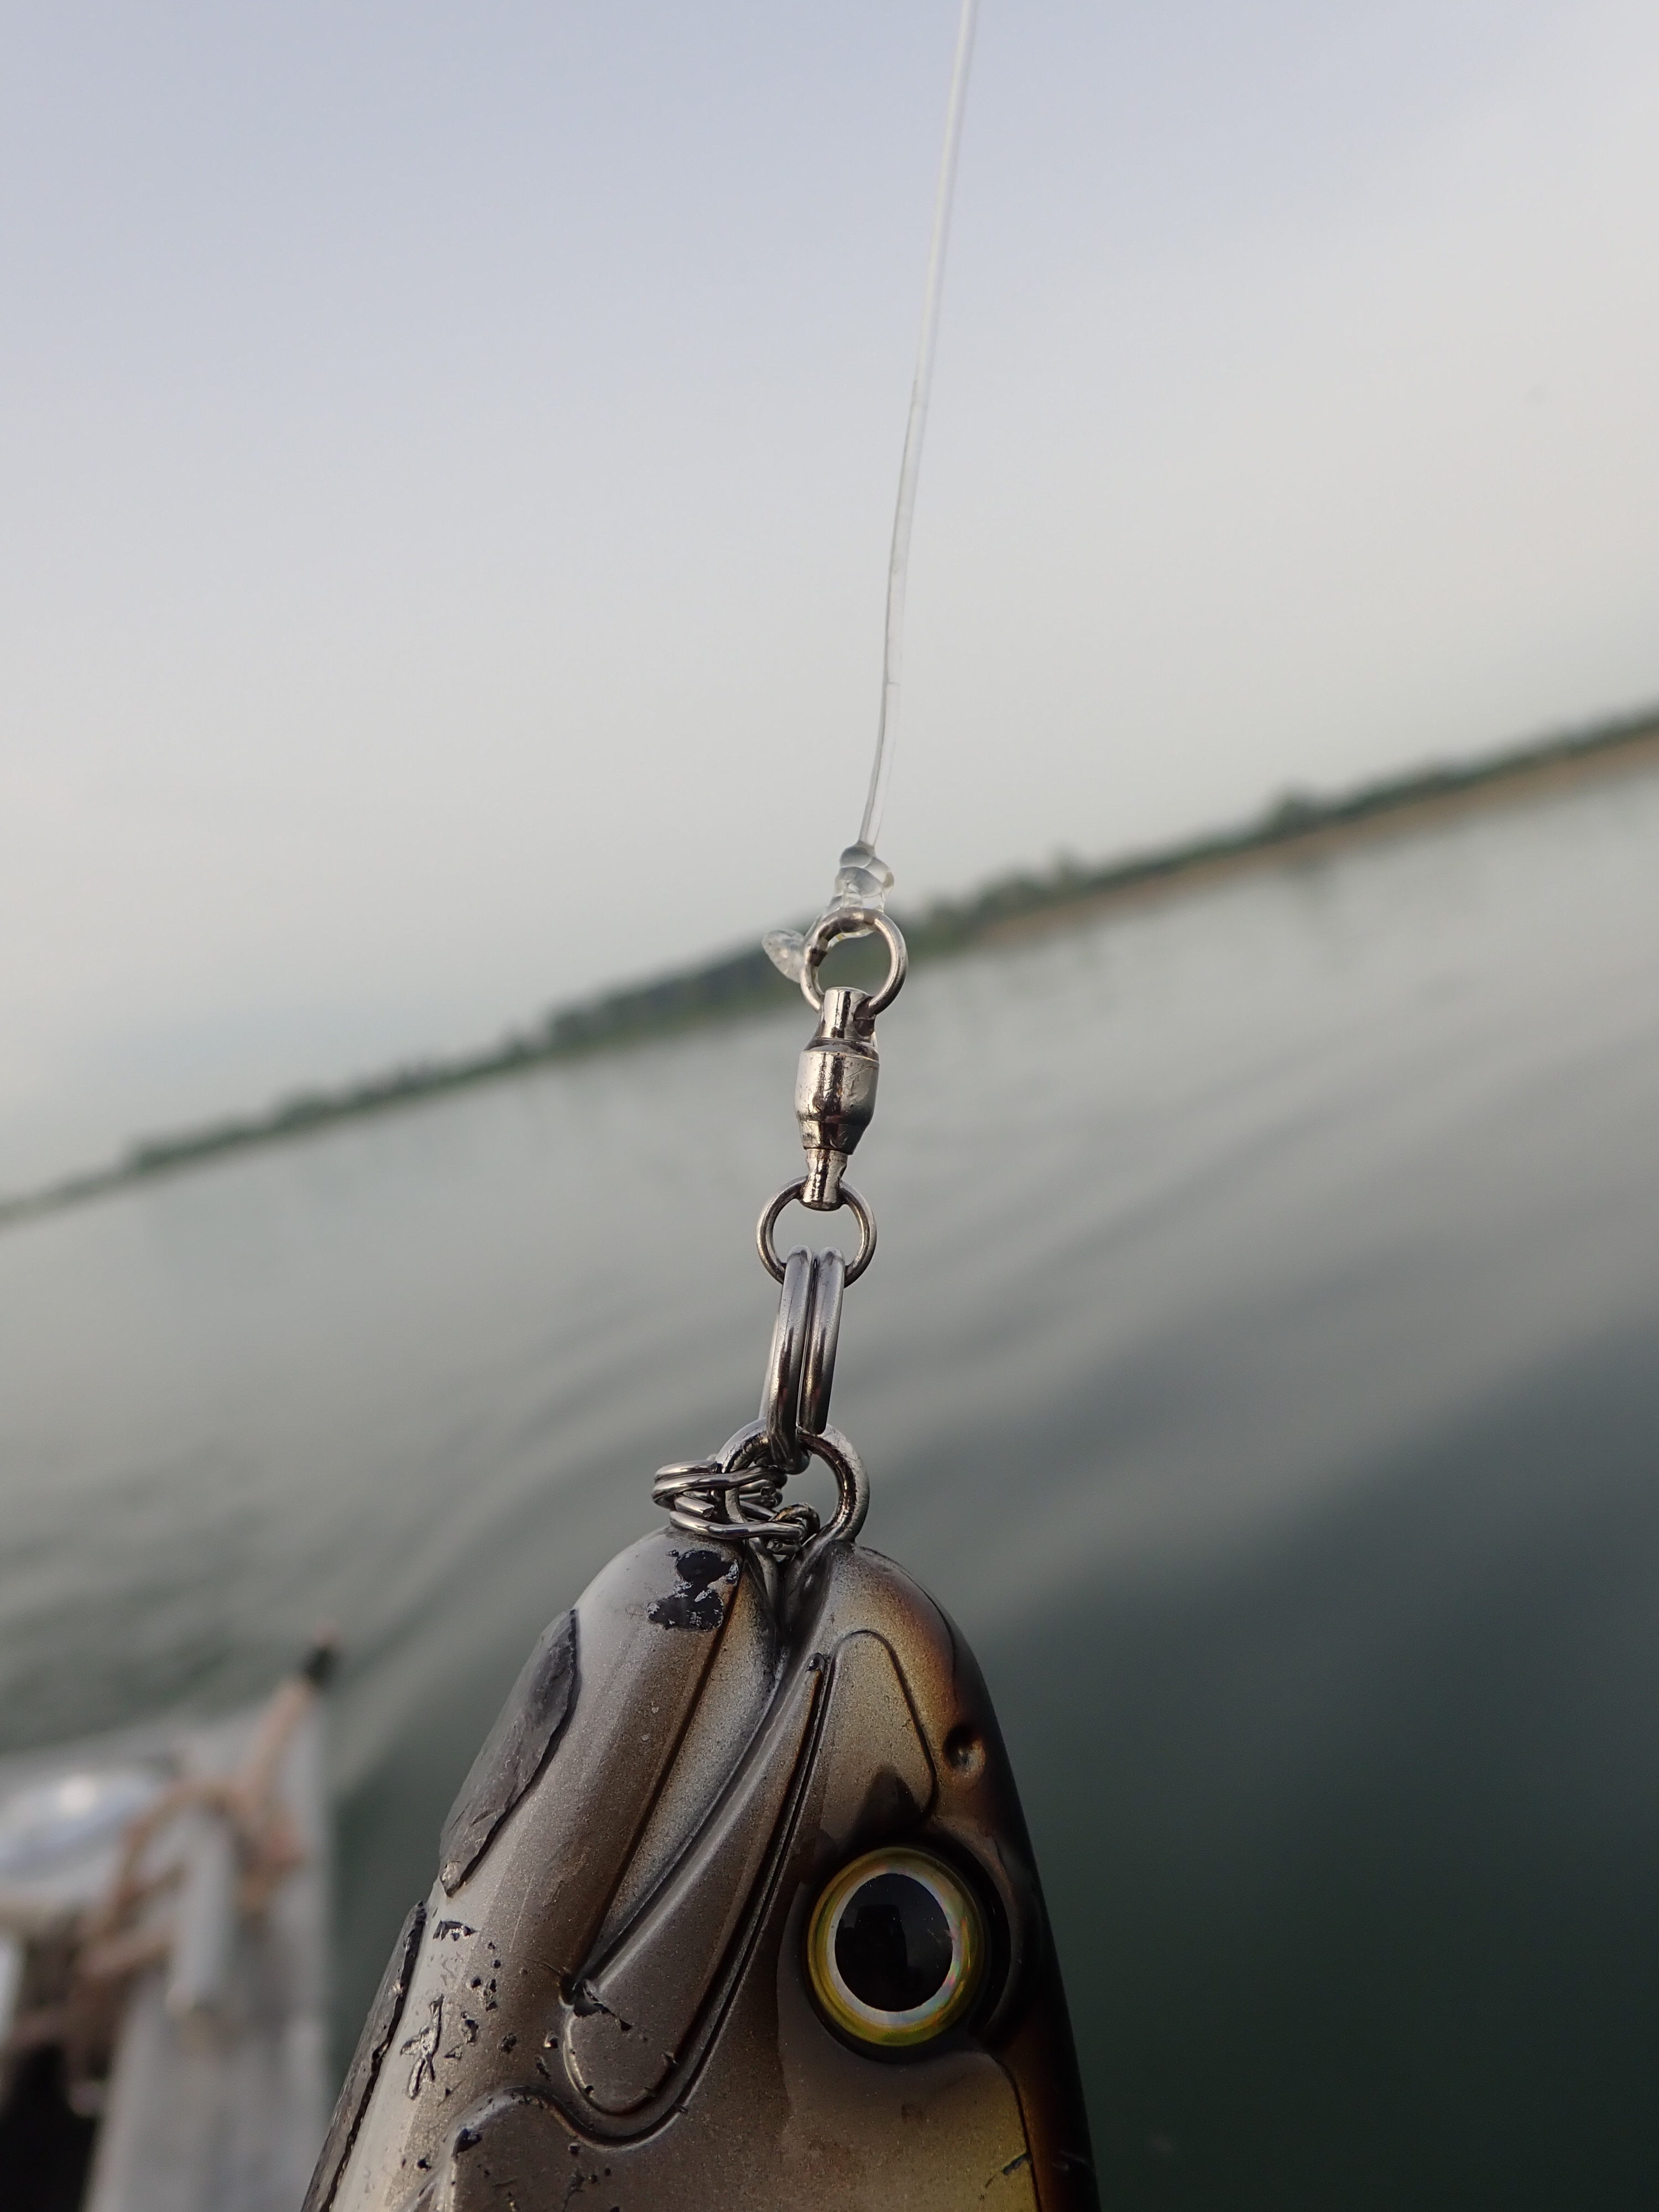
[4,0,1658,1188]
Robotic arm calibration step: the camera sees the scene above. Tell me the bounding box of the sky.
[3,0,1659,1189]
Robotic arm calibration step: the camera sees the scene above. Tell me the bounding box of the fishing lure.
[306,894,1097,2211]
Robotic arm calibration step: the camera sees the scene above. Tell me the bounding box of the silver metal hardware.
[651,1437,810,1554]
[651,1421,867,1561]
[797,1249,844,1439]
[654,907,901,1576]
[759,1248,845,1474]
[760,1249,812,1473]
[799,906,907,1016]
[757,1179,875,1285]
[795,987,879,1207]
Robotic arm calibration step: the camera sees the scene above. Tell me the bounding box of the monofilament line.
[857,0,980,856]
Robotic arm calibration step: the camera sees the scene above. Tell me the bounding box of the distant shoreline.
[6,703,1658,1228]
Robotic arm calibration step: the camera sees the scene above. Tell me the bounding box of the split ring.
[800,909,908,1019]
[759,1245,846,1469]
[757,1179,875,1286]
[760,1247,812,1473]
[799,1248,844,1438]
[723,1421,869,1554]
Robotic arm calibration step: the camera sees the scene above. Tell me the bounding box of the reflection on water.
[3,770,1659,2205]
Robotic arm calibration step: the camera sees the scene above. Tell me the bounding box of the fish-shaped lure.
[307,906,1098,2212]
[307,1526,1095,2211]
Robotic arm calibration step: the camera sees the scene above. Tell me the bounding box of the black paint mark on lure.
[646,1547,738,1631]
[569,1980,633,2031]
[301,1898,426,2212]
[439,1609,578,1892]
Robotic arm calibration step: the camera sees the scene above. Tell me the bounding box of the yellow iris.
[806,1846,984,2048]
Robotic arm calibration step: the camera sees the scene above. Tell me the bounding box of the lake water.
[4,768,1659,2208]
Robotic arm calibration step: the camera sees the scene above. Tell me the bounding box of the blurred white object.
[0,1767,163,1881]
[164,1813,238,2022]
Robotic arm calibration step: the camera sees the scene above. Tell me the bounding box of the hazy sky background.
[4,0,1659,1187]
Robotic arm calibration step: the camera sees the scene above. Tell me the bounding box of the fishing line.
[857,0,980,863]
[765,0,979,979]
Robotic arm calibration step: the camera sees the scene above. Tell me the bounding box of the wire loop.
[760,1248,812,1473]
[652,1421,868,1560]
[757,1179,875,1285]
[798,1249,845,1439]
[800,908,908,1018]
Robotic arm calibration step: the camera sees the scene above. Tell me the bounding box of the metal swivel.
[795,987,879,1208]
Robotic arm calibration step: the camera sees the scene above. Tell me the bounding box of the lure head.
[308,1528,1097,2212]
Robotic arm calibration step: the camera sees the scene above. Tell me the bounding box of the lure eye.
[806,1847,983,2048]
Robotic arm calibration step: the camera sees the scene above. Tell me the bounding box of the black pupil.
[833,1871,954,2013]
